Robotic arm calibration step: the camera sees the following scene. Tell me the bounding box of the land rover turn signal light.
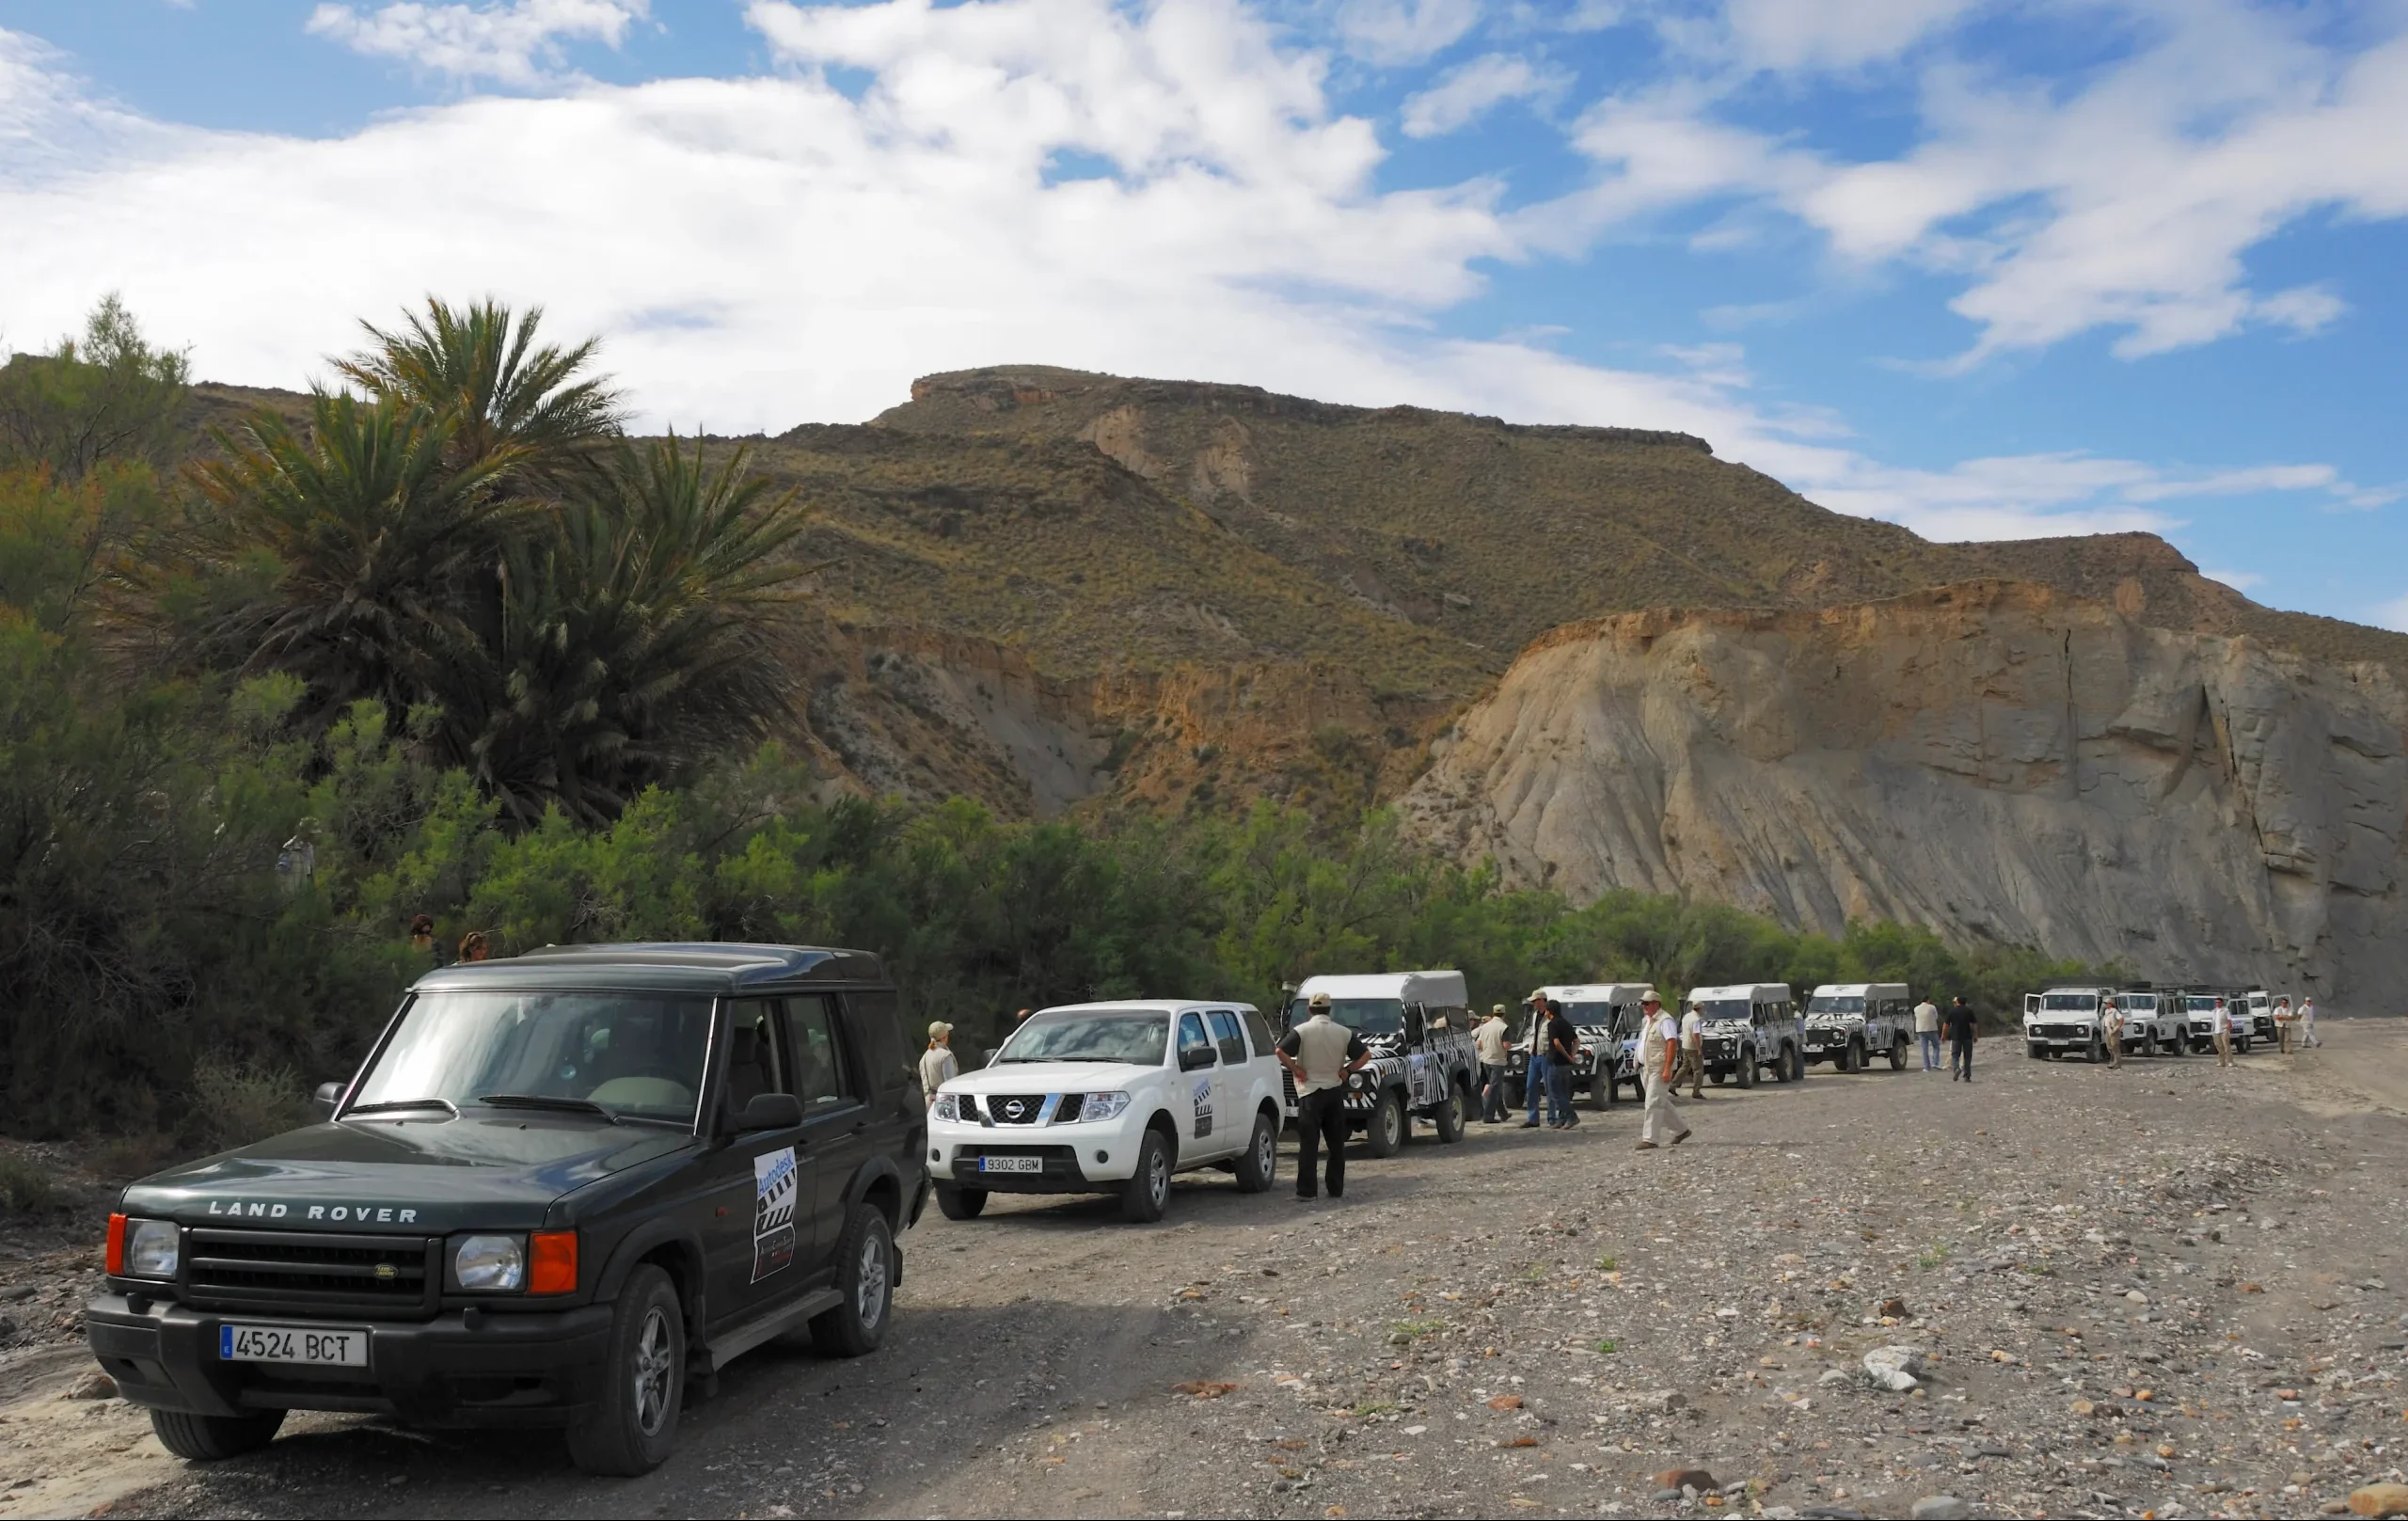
[530,1230,578,1294]
[105,1212,127,1275]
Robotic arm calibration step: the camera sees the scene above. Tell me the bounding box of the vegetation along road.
[6,1022,2407,1519]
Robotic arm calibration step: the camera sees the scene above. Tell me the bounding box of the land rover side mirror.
[312,1082,342,1117]
[733,1092,803,1132]
[1179,1044,1216,1072]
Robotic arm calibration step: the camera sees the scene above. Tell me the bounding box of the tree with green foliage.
[0,293,192,480]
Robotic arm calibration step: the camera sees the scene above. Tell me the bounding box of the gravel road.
[8,1023,2408,1520]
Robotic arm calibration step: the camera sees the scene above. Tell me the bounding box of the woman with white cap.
[919,1021,959,1106]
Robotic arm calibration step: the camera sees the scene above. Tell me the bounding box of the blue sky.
[4,0,2405,627]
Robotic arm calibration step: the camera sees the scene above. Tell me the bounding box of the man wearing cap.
[1634,993,1692,1150]
[1474,1003,1512,1123]
[1520,992,1553,1130]
[918,1021,958,1107]
[1277,991,1373,1200]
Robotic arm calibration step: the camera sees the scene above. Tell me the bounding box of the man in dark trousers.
[1545,996,1582,1129]
[1945,995,1978,1082]
[1276,991,1372,1201]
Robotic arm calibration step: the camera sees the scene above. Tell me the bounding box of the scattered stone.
[60,1370,115,1400]
[2351,1483,2408,1518]
[1817,1368,1853,1386]
[1879,1297,1908,1319]
[1909,1499,1972,1521]
[1487,1394,1524,1410]
[1650,1488,1684,1505]
[1863,1346,1929,1392]
[1170,1381,1237,1399]
[1654,1466,1719,1492]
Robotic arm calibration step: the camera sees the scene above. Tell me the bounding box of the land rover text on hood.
[87,943,928,1476]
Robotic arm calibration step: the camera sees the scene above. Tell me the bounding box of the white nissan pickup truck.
[925,1000,1286,1224]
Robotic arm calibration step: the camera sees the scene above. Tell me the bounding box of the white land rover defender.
[1686,984,1805,1087]
[2023,985,2115,1061]
[1511,984,1656,1108]
[1803,983,1912,1072]
[2170,989,2250,1055]
[927,1000,1288,1224]
[2108,989,2170,1056]
[1287,972,1480,1156]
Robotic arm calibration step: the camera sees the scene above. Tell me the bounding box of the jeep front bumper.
[87,1292,613,1428]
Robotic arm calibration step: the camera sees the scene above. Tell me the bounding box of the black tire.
[1120,1126,1173,1223]
[1502,1077,1525,1111]
[1592,1070,1614,1109]
[1434,1081,1466,1142]
[1735,1049,1756,1089]
[565,1263,685,1476]
[1235,1108,1279,1190]
[1845,1039,1863,1074]
[809,1204,895,1357]
[1772,1043,1794,1084]
[2087,1034,2105,1065]
[2027,1042,2043,1060]
[1365,1089,1406,1158]
[1711,1069,1728,1086]
[150,1408,284,1463]
[934,1184,987,1220]
[1888,1037,1907,1071]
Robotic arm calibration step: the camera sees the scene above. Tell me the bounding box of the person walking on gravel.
[2212,996,2236,1067]
[1277,991,1371,1201]
[1544,996,1580,1129]
[2300,996,2321,1048]
[1944,996,1977,1082]
[1475,1004,1511,1122]
[2099,1000,2124,1069]
[1914,995,1941,1071]
[918,1022,958,1105]
[1676,1000,1706,1100]
[2273,996,2294,1055]
[1634,993,1691,1150]
[1520,993,1552,1130]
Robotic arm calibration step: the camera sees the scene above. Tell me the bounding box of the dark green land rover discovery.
[86,943,929,1475]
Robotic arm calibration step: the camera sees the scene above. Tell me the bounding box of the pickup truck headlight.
[454,1234,526,1292]
[125,1218,179,1279]
[930,1093,960,1122]
[1078,1092,1132,1123]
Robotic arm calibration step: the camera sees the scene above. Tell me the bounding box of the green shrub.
[192,1058,316,1151]
[0,1153,55,1212]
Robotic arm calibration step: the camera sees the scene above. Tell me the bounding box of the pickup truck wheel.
[1735,1049,1756,1089]
[934,1184,987,1220]
[1120,1127,1173,1223]
[1434,1082,1466,1142]
[1235,1109,1279,1191]
[1888,1036,1907,1071]
[150,1408,284,1463]
[809,1205,895,1357]
[565,1263,685,1476]
[1365,1089,1406,1158]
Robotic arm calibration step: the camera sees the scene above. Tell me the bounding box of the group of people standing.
[1911,994,1981,1080]
[1467,992,1696,1149]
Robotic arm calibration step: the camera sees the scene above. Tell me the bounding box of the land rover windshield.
[998,1012,1170,1066]
[2042,993,2099,1012]
[1289,998,1405,1037]
[1560,1001,1616,1028]
[1695,999,1753,1022]
[350,990,714,1126]
[1807,995,1865,1014]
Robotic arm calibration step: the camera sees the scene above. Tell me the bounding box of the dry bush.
[191,1057,315,1151]
[0,1151,56,1213]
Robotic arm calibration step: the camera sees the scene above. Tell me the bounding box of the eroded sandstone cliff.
[1401,582,2408,1001]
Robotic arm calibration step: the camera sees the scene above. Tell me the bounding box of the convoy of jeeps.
[84,942,2305,1478]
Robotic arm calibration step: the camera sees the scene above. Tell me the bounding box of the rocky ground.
[5,1023,2408,1520]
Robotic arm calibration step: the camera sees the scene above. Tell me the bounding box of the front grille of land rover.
[184,1228,439,1318]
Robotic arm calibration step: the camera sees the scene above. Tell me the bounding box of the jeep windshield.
[1806,995,1864,1014]
[1695,1000,1753,1022]
[1560,1001,1616,1028]
[2042,993,2099,1011]
[998,1012,1169,1066]
[1289,998,1405,1037]
[2121,995,2158,1012]
[349,990,713,1127]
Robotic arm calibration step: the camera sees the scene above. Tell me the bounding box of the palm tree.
[334,298,622,489]
[435,434,811,824]
[189,392,527,724]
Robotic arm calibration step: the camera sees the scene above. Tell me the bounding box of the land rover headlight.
[930,1093,960,1122]
[1078,1093,1132,1123]
[125,1218,179,1278]
[453,1234,526,1292]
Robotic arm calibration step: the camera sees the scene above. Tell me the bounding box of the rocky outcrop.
[1402,582,2408,1003]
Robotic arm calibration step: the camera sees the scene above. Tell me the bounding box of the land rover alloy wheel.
[566,1263,685,1476]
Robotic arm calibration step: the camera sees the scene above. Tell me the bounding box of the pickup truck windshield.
[1000,1013,1169,1066]
[2042,993,2099,1011]
[1289,998,1405,1037]
[1806,996,1864,1014]
[351,990,713,1125]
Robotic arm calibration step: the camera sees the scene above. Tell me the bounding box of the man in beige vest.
[1634,993,1691,1150]
[1276,991,1371,1200]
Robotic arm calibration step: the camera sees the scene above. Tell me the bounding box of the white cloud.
[1400,52,1562,137]
[1566,3,2408,366]
[306,0,649,88]
[1334,0,1482,66]
[0,8,2368,564]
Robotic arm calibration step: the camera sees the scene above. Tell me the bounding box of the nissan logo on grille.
[1001,1098,1029,1120]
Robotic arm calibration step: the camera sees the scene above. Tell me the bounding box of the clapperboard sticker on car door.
[752,1145,799,1282]
[1191,1077,1213,1139]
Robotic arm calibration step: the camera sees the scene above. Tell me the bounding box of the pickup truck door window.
[787,993,868,1263]
[1207,1010,1247,1153]
[710,998,806,1327]
[1176,1013,1217,1151]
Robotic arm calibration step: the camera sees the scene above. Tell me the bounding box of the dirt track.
[7,1022,2408,1520]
